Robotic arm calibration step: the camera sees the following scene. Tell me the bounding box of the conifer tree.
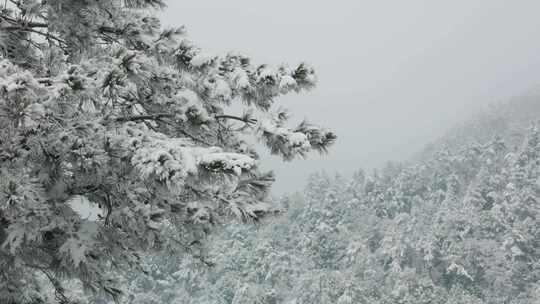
[0,1,335,302]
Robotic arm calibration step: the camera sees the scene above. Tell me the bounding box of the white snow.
[67,196,104,222]
[279,74,297,93]
[190,51,216,67]
[231,67,250,90]
[197,152,255,175]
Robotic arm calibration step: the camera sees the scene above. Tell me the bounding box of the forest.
[1,1,540,304]
[105,97,540,304]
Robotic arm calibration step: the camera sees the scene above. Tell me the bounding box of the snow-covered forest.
[89,97,540,304]
[1,1,540,304]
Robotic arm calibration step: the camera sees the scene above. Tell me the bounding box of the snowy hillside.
[117,98,540,303]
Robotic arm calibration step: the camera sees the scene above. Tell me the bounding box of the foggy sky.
[161,0,540,194]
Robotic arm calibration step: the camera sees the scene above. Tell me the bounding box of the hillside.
[419,92,540,159]
[111,97,540,304]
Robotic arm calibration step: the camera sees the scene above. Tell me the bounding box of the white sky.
[161,0,540,194]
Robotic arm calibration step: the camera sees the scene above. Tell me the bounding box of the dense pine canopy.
[0,1,335,302]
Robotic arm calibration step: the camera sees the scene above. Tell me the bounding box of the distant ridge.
[417,91,540,161]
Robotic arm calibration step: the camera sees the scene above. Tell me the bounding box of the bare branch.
[214,114,257,125]
[114,113,174,122]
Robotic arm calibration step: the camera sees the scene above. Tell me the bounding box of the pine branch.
[36,77,52,85]
[166,236,215,268]
[114,113,174,122]
[214,114,257,125]
[0,13,48,28]
[175,128,212,146]
[1,25,67,46]
[113,113,213,146]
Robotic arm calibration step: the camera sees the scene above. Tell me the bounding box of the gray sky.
[162,0,540,194]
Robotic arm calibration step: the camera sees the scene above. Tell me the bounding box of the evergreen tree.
[0,1,335,303]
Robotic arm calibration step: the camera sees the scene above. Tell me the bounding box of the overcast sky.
[161,0,540,194]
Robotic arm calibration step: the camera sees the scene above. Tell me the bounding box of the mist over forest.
[1,1,540,304]
[160,0,540,194]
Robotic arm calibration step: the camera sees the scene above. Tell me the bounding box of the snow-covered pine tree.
[0,1,335,303]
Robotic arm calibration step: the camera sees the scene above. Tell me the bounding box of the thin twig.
[114,113,174,122]
[214,114,257,125]
[2,25,67,46]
